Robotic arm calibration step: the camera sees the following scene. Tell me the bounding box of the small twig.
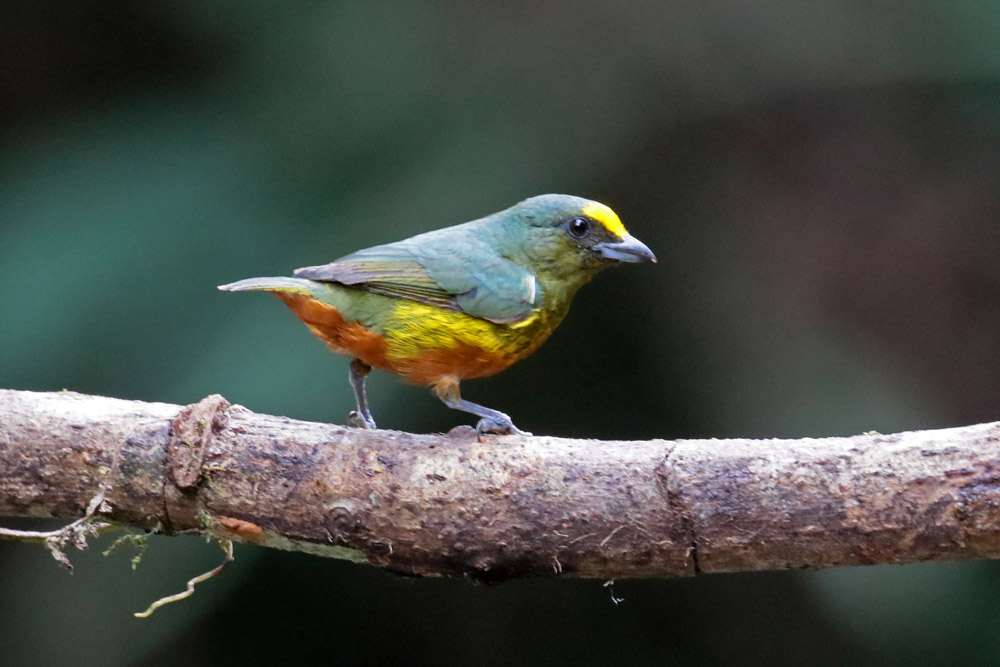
[0,489,115,570]
[603,579,625,605]
[133,540,234,618]
[0,421,128,569]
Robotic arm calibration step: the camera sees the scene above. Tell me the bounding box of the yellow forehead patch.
[581,202,627,238]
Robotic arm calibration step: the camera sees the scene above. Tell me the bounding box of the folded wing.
[293,237,537,324]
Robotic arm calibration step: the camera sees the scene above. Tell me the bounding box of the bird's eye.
[567,217,590,239]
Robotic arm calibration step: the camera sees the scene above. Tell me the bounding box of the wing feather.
[293,234,536,323]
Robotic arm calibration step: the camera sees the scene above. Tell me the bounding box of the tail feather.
[217,276,316,294]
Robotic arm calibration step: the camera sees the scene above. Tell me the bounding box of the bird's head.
[493,194,655,289]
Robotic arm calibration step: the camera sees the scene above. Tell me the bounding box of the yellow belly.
[383,300,563,383]
[276,290,566,386]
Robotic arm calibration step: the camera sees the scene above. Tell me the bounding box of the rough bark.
[2,389,999,580]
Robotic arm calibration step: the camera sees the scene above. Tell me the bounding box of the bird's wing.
[293,239,537,324]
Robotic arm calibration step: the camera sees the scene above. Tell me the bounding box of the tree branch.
[2,389,998,580]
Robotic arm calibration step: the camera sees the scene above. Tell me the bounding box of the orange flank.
[274,293,389,370]
[273,293,516,386]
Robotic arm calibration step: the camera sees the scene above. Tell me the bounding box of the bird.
[218,194,655,436]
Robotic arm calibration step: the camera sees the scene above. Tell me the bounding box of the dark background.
[3,2,1000,665]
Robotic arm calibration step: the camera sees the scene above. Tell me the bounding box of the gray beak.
[596,233,657,263]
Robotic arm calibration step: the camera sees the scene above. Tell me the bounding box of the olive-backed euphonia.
[220,194,655,435]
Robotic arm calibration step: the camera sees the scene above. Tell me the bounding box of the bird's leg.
[347,359,377,429]
[432,377,529,438]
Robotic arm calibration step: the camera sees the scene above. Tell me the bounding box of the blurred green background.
[3,2,1000,665]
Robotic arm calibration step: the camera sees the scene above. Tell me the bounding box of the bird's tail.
[217,276,316,294]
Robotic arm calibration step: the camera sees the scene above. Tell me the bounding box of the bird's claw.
[347,410,377,429]
[475,414,530,440]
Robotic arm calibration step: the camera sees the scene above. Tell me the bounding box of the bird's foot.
[475,413,531,440]
[347,410,377,429]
